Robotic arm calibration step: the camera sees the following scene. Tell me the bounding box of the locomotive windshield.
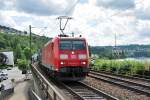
[60,40,86,50]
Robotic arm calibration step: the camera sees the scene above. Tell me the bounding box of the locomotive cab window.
[73,41,86,50]
[60,40,86,50]
[60,41,72,50]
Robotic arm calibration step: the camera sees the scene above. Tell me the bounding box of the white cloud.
[95,0,135,10]
[0,13,16,27]
[0,0,150,46]
[135,0,150,20]
[15,0,77,16]
[67,2,139,46]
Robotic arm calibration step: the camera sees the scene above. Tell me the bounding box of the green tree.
[15,44,22,59]
[23,47,30,59]
[0,35,6,49]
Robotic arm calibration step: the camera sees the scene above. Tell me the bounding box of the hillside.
[0,32,50,63]
[91,45,150,59]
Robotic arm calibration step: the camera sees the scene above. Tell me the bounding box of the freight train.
[38,35,90,81]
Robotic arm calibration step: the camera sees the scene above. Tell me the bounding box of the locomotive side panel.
[42,40,55,70]
[53,38,60,71]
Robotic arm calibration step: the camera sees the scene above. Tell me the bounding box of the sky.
[0,0,150,46]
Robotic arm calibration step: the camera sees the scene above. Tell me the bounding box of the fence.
[31,64,70,100]
[0,87,14,100]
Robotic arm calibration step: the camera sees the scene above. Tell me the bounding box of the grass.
[93,59,150,76]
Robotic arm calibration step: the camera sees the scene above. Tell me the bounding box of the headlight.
[60,54,68,59]
[81,61,86,64]
[78,54,87,59]
[60,61,65,65]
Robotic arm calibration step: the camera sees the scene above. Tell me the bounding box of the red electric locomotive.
[41,35,90,81]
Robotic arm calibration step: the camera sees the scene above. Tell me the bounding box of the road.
[8,80,32,100]
[0,67,32,100]
[0,67,25,89]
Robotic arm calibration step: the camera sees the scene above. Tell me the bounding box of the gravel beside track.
[90,70,150,86]
[89,71,150,96]
[83,77,150,100]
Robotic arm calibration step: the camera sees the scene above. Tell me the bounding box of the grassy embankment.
[92,59,150,76]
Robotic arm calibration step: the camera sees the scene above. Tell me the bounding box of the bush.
[94,59,150,76]
[117,61,132,75]
[131,62,145,75]
[17,59,29,71]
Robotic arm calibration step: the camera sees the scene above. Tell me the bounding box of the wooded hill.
[91,45,150,59]
[0,32,50,64]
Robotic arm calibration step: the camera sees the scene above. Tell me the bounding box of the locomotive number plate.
[71,55,77,59]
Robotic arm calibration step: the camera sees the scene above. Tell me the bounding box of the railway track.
[91,69,150,82]
[33,63,118,100]
[60,81,118,100]
[89,70,150,96]
[90,70,150,86]
[133,74,150,79]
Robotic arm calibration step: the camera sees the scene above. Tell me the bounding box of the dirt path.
[8,80,32,100]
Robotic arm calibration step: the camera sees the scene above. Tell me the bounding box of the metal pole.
[115,33,116,48]
[29,25,32,64]
[115,33,117,59]
[60,19,62,32]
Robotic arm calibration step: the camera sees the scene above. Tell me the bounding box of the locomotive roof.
[57,37,86,40]
[44,36,86,47]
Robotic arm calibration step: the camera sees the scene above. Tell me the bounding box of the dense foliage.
[0,32,50,69]
[93,59,150,76]
[17,59,29,71]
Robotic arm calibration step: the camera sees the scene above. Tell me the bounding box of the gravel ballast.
[83,77,150,100]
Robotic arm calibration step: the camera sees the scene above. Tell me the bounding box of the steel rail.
[60,81,119,100]
[89,71,150,96]
[90,69,150,82]
[90,71,150,89]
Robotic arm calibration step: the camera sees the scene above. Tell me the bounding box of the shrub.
[94,59,150,76]
[17,59,29,71]
[117,61,132,75]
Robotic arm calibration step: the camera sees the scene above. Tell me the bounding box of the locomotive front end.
[57,37,89,81]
